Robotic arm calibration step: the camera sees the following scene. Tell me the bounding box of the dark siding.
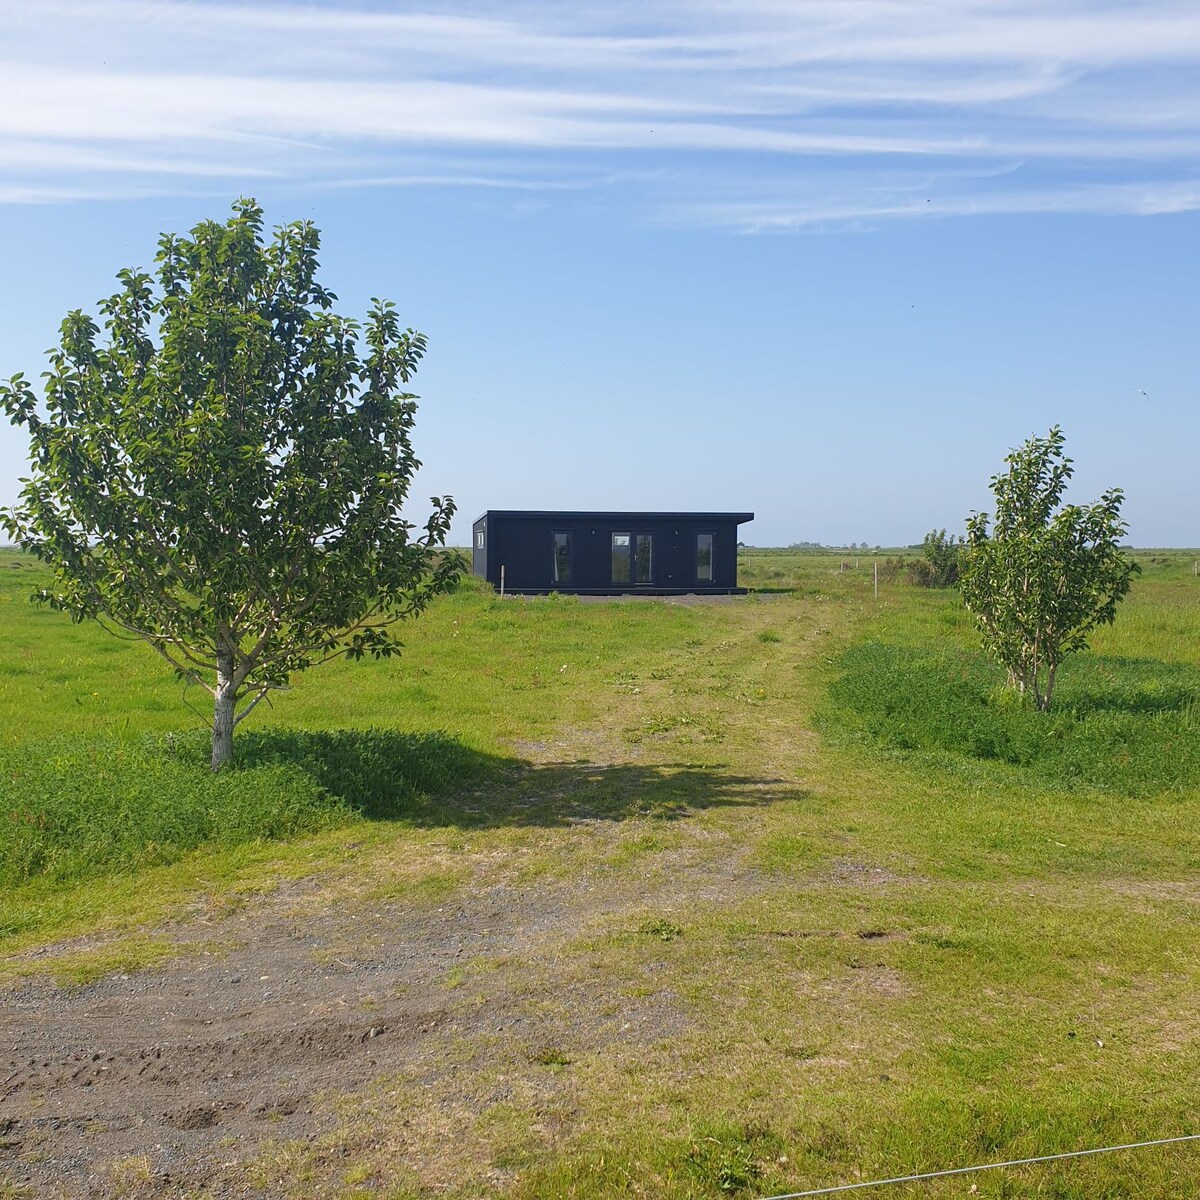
[471,515,488,579]
[470,511,752,594]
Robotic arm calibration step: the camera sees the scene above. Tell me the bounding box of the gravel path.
[1,844,709,1197]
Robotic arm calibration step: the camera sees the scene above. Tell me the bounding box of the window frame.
[611,532,632,584]
[695,531,716,584]
[552,531,573,586]
[633,532,654,586]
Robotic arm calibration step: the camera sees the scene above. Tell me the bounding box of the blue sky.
[2,0,1198,546]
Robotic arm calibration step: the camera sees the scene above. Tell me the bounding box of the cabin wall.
[471,515,488,580]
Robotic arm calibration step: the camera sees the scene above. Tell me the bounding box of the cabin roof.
[474,510,754,525]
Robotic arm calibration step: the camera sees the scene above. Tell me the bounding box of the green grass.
[2,547,1200,1196]
[0,728,495,890]
[824,642,1200,795]
[0,735,339,888]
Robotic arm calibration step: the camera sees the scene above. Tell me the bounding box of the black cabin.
[471,510,754,595]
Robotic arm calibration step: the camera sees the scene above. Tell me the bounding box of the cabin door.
[611,532,654,585]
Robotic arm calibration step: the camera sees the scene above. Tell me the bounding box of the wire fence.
[758,1133,1200,1199]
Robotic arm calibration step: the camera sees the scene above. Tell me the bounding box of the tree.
[914,528,963,587]
[2,199,460,769]
[959,426,1137,711]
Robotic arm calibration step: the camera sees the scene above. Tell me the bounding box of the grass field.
[2,546,1199,1197]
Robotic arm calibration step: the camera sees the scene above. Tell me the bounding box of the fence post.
[500,565,505,596]
[874,561,878,599]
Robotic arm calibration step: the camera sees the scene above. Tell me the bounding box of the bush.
[915,529,963,588]
[905,559,936,588]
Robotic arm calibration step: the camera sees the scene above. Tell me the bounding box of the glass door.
[612,532,653,585]
[611,533,631,583]
[633,533,653,584]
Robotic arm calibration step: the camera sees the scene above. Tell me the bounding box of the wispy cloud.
[6,0,1200,226]
[679,177,1200,233]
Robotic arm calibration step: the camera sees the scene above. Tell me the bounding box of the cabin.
[471,510,754,595]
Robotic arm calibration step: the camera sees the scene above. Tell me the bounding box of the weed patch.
[639,917,684,941]
[683,1123,785,1196]
[528,1046,574,1068]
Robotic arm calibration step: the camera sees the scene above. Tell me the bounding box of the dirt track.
[1,850,701,1197]
[1,624,804,1197]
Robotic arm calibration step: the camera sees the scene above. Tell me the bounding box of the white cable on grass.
[759,1133,1200,1199]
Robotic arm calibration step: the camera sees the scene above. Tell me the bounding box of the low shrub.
[918,528,963,587]
[884,533,963,587]
[905,559,936,588]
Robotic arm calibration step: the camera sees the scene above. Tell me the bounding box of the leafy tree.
[2,199,459,769]
[959,426,1137,710]
[914,528,963,587]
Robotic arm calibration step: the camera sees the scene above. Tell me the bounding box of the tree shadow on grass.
[446,757,807,827]
[235,727,805,829]
[1057,656,1200,718]
[841,644,1200,721]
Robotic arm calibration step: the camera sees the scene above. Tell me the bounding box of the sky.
[1,0,1198,547]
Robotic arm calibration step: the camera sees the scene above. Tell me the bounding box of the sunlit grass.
[1,547,1199,1196]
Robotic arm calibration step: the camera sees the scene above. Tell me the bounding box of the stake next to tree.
[1,199,460,769]
[959,426,1137,711]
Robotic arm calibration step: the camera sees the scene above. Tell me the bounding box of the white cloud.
[4,0,1200,227]
[678,177,1200,232]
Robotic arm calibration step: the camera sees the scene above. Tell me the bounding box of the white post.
[500,565,506,596]
[874,561,878,599]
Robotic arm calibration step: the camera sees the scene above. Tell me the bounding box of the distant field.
[2,546,1199,1198]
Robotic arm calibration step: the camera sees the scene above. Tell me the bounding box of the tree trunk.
[212,651,237,771]
[1041,663,1058,711]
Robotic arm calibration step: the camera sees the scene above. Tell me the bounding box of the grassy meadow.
[2,546,1200,1197]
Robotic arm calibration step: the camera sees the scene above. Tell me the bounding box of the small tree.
[2,199,459,769]
[914,528,963,587]
[959,426,1137,710]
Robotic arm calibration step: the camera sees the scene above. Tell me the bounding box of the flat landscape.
[2,548,1199,1199]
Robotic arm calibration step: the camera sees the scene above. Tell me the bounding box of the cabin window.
[611,533,631,583]
[475,530,485,550]
[696,533,714,582]
[634,533,653,584]
[552,532,572,584]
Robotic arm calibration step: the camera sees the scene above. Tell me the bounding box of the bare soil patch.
[0,826,719,1197]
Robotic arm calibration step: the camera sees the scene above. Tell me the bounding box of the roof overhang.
[475,510,754,525]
